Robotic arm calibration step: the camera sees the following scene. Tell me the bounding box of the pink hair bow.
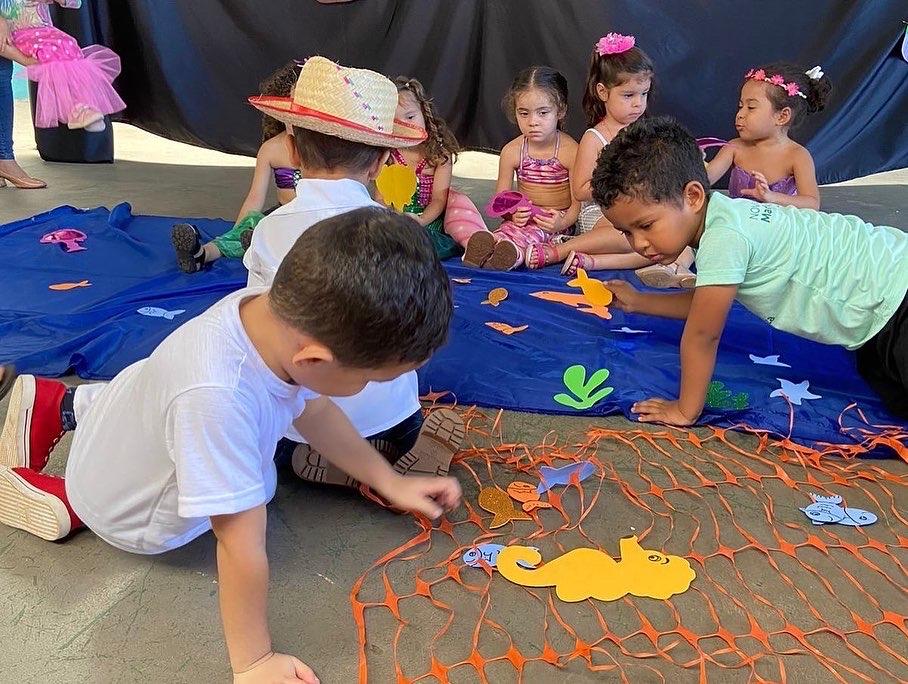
[596,33,635,56]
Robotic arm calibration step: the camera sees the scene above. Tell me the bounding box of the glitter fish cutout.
[478,486,531,528]
[482,288,509,307]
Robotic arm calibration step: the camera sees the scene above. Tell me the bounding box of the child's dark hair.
[292,127,386,175]
[745,62,832,129]
[270,207,452,367]
[591,116,709,210]
[260,61,301,142]
[583,45,654,127]
[394,77,460,167]
[502,66,569,130]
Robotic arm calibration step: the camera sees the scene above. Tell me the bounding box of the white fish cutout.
[749,354,791,368]
[614,326,652,334]
[137,307,186,321]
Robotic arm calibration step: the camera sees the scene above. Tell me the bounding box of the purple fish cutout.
[537,460,596,493]
[40,229,87,253]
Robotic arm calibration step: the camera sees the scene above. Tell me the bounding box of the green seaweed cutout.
[554,364,614,410]
[705,381,749,410]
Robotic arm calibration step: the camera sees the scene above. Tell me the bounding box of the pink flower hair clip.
[596,33,635,56]
[744,68,807,99]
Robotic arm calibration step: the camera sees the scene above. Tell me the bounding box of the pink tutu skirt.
[12,26,126,129]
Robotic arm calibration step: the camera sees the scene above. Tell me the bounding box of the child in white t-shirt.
[242,56,465,485]
[0,207,460,683]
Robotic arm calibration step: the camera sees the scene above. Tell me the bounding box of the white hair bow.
[805,66,824,81]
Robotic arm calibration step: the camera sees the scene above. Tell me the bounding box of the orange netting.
[351,403,908,683]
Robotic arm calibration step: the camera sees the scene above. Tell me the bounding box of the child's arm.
[706,143,737,185]
[571,130,604,202]
[210,506,319,683]
[294,397,462,517]
[742,148,820,210]
[606,280,696,319]
[495,140,531,227]
[413,159,452,227]
[235,144,280,223]
[0,39,38,67]
[631,285,738,425]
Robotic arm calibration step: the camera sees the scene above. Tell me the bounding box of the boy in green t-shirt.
[589,116,908,424]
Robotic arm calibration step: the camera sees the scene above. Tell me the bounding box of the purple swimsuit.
[273,167,301,190]
[728,165,797,200]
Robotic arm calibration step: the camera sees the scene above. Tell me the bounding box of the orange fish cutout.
[485,322,528,335]
[451,278,472,285]
[529,291,612,320]
[375,163,418,211]
[507,481,540,503]
[482,287,508,306]
[479,487,531,528]
[567,268,613,307]
[49,280,91,291]
[522,500,553,512]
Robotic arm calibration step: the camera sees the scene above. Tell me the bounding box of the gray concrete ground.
[1,104,907,683]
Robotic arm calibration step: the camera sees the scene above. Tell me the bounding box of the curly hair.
[582,45,654,127]
[591,116,709,210]
[502,66,569,130]
[745,62,832,129]
[394,77,460,167]
[259,61,301,143]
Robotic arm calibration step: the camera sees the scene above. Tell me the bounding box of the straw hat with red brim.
[248,56,426,148]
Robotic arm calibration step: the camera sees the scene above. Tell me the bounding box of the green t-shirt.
[694,193,908,349]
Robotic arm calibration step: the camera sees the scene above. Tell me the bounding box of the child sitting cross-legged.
[591,116,908,424]
[0,207,461,682]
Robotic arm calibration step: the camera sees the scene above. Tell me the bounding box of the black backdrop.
[57,0,908,183]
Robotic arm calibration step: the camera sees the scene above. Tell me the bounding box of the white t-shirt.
[243,178,420,440]
[65,288,317,555]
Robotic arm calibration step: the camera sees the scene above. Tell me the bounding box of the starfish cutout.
[770,379,821,406]
[749,354,791,368]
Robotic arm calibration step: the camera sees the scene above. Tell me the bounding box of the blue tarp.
[1,204,903,450]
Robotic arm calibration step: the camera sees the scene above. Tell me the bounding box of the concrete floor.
[1,104,907,683]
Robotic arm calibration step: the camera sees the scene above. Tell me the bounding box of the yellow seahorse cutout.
[496,535,696,602]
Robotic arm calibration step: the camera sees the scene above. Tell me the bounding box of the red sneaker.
[0,375,66,471]
[0,467,79,541]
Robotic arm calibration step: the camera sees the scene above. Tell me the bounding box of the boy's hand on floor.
[631,398,697,427]
[603,280,641,313]
[381,475,462,519]
[233,652,319,684]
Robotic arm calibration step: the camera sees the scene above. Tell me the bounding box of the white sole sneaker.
[0,374,33,469]
[0,467,70,541]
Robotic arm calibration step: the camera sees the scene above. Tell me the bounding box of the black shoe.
[239,229,254,253]
[171,223,207,274]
